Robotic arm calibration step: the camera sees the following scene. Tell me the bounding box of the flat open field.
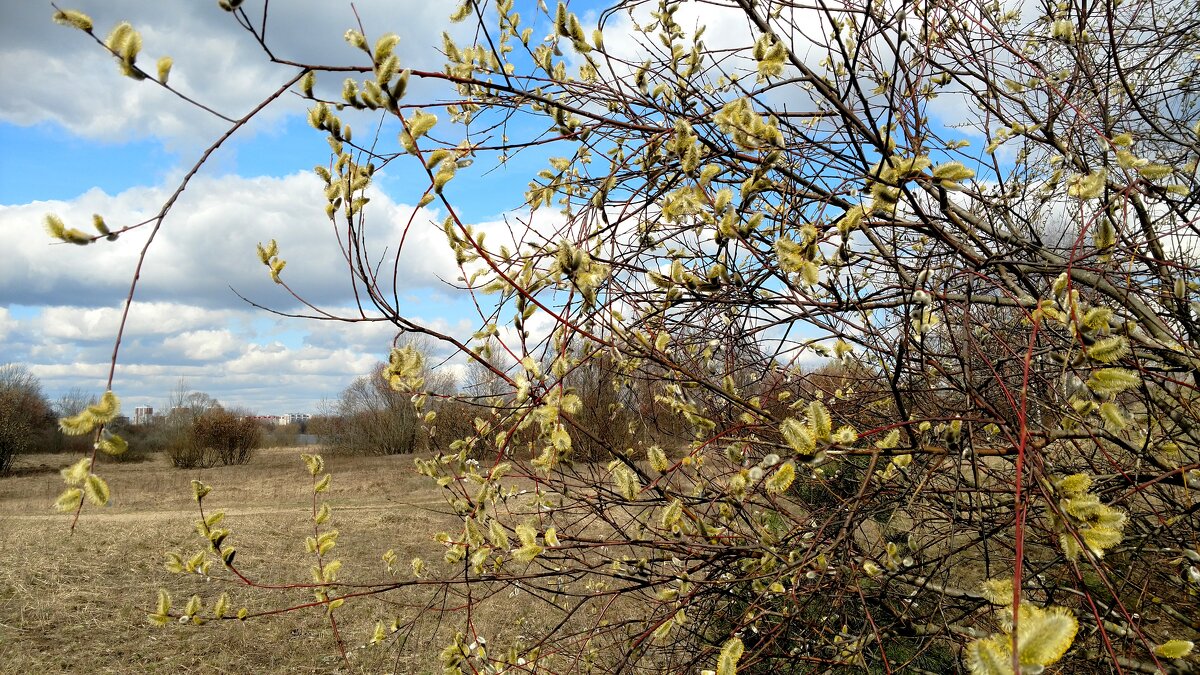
[0,447,494,674]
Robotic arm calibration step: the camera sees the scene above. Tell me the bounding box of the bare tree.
[322,339,452,455]
[326,369,423,455]
[53,388,97,419]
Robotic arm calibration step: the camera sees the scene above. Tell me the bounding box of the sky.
[0,0,993,416]
[0,0,789,416]
[0,0,538,415]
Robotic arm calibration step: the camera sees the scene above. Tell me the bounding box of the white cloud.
[1,171,458,310]
[2,165,477,413]
[8,299,464,414]
[1,1,469,147]
[162,329,240,361]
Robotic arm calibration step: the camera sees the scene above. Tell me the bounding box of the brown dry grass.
[0,447,528,674]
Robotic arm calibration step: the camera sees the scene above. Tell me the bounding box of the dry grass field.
[0,447,519,674]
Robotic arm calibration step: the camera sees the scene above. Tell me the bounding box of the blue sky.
[0,0,537,414]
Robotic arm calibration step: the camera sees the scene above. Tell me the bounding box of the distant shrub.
[0,364,55,472]
[165,433,217,469]
[191,408,260,466]
[259,422,300,449]
[119,415,207,468]
[129,419,185,454]
[0,392,33,474]
[93,417,152,464]
[324,370,424,455]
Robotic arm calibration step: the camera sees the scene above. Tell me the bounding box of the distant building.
[244,413,311,427]
[134,406,154,425]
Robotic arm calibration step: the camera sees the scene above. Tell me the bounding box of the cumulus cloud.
[1,171,459,310]
[1,0,469,147]
[162,329,240,361]
[583,2,833,111]
[2,166,479,413]
[9,300,458,414]
[0,307,11,342]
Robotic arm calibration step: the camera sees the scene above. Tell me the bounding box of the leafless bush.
[258,422,301,449]
[164,432,217,469]
[0,364,55,472]
[323,366,425,455]
[191,408,260,466]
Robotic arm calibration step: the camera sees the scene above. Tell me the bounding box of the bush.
[149,407,261,469]
[127,419,182,454]
[0,392,33,474]
[0,364,54,472]
[191,408,260,466]
[165,434,218,469]
[323,363,425,455]
[258,422,301,449]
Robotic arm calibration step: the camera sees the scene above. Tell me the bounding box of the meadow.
[0,447,505,674]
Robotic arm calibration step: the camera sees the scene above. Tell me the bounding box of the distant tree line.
[313,338,828,461]
[0,366,267,471]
